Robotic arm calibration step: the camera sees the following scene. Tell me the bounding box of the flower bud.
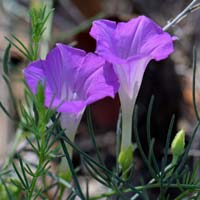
[171,129,185,157]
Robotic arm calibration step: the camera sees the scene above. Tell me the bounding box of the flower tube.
[90,16,175,168]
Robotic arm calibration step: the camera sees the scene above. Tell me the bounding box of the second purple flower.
[90,15,175,170]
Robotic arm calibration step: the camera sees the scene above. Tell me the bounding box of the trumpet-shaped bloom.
[24,44,119,135]
[90,16,175,152]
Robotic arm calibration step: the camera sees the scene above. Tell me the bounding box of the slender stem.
[163,0,198,31]
[27,127,46,198]
[174,189,194,200]
[27,157,43,199]
[130,163,175,200]
[33,42,39,61]
[192,46,199,120]
[90,182,200,200]
[86,107,104,165]
[60,138,85,200]
[27,116,47,199]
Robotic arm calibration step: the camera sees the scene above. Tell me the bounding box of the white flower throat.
[60,84,78,102]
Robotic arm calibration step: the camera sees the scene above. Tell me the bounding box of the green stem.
[90,183,200,200]
[86,107,104,165]
[60,138,85,200]
[192,46,199,120]
[27,124,46,199]
[130,163,175,200]
[174,189,194,200]
[32,41,39,60]
[27,154,43,199]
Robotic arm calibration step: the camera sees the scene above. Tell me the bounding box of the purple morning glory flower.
[23,44,119,136]
[90,16,175,160]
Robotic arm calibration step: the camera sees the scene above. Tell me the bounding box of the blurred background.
[0,0,200,197]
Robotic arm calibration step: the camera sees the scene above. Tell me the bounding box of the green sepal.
[118,145,133,174]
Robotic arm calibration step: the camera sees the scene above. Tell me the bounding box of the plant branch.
[90,182,200,200]
[163,0,199,31]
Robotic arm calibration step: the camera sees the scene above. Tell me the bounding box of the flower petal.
[75,53,119,104]
[23,60,46,94]
[45,43,85,99]
[90,16,174,63]
[90,19,124,64]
